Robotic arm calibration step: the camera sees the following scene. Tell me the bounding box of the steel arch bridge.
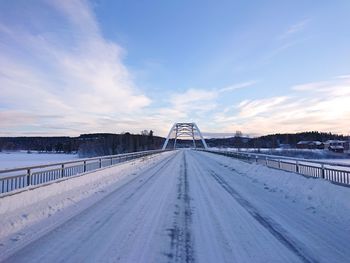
[162,122,208,150]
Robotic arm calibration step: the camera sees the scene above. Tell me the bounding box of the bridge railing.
[198,149,350,186]
[0,149,167,195]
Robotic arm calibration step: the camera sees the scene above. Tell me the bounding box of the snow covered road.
[1,150,350,262]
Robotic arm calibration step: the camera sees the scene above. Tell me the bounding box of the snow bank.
[202,152,350,226]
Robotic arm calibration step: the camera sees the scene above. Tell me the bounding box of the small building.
[296,141,310,149]
[296,141,324,149]
[324,140,349,153]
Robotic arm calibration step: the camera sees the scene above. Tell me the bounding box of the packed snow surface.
[0,149,349,262]
[0,152,78,170]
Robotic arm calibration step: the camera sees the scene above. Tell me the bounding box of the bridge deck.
[1,150,349,262]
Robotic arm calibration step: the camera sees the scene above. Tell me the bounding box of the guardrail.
[199,149,350,186]
[0,150,167,195]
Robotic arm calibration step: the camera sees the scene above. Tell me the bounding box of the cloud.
[218,81,257,93]
[336,74,350,79]
[0,0,151,135]
[153,81,256,128]
[237,96,289,118]
[171,80,256,110]
[172,89,217,110]
[259,18,311,64]
[0,110,37,128]
[4,0,259,137]
[152,88,218,129]
[1,3,348,139]
[279,19,310,39]
[215,76,350,135]
[291,81,329,91]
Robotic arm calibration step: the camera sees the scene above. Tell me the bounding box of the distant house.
[324,140,349,153]
[296,141,324,149]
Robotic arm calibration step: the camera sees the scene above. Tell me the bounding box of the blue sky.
[0,0,350,137]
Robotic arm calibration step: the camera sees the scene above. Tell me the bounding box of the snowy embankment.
[200,152,350,226]
[0,151,175,241]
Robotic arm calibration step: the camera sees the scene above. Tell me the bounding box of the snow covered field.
[0,149,349,262]
[312,158,350,165]
[212,147,350,160]
[0,152,78,170]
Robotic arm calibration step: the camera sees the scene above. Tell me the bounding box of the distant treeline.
[0,131,164,158]
[0,131,348,157]
[206,131,348,149]
[154,131,348,149]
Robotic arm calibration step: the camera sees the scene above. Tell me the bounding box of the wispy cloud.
[335,74,350,80]
[0,0,150,135]
[153,81,256,127]
[279,19,310,40]
[214,76,350,135]
[237,96,289,118]
[218,81,257,93]
[291,81,329,91]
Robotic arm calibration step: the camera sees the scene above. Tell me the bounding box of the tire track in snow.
[166,151,194,263]
[187,151,236,262]
[207,168,318,263]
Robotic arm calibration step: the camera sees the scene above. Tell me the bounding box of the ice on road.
[1,150,349,263]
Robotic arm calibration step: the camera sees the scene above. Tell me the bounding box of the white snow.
[0,149,349,262]
[0,151,175,238]
[211,147,350,160]
[310,158,350,165]
[0,152,78,170]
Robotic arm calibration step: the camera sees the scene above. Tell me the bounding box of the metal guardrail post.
[83,161,87,172]
[278,160,281,169]
[99,158,102,168]
[296,161,299,173]
[61,164,65,177]
[321,164,325,179]
[27,168,31,186]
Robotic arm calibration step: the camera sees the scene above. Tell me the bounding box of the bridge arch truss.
[162,122,208,150]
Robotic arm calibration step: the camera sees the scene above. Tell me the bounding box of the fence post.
[111,158,113,166]
[83,161,86,172]
[61,164,65,177]
[278,160,281,169]
[321,164,325,179]
[27,168,31,186]
[265,157,268,166]
[99,158,102,168]
[296,161,299,173]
